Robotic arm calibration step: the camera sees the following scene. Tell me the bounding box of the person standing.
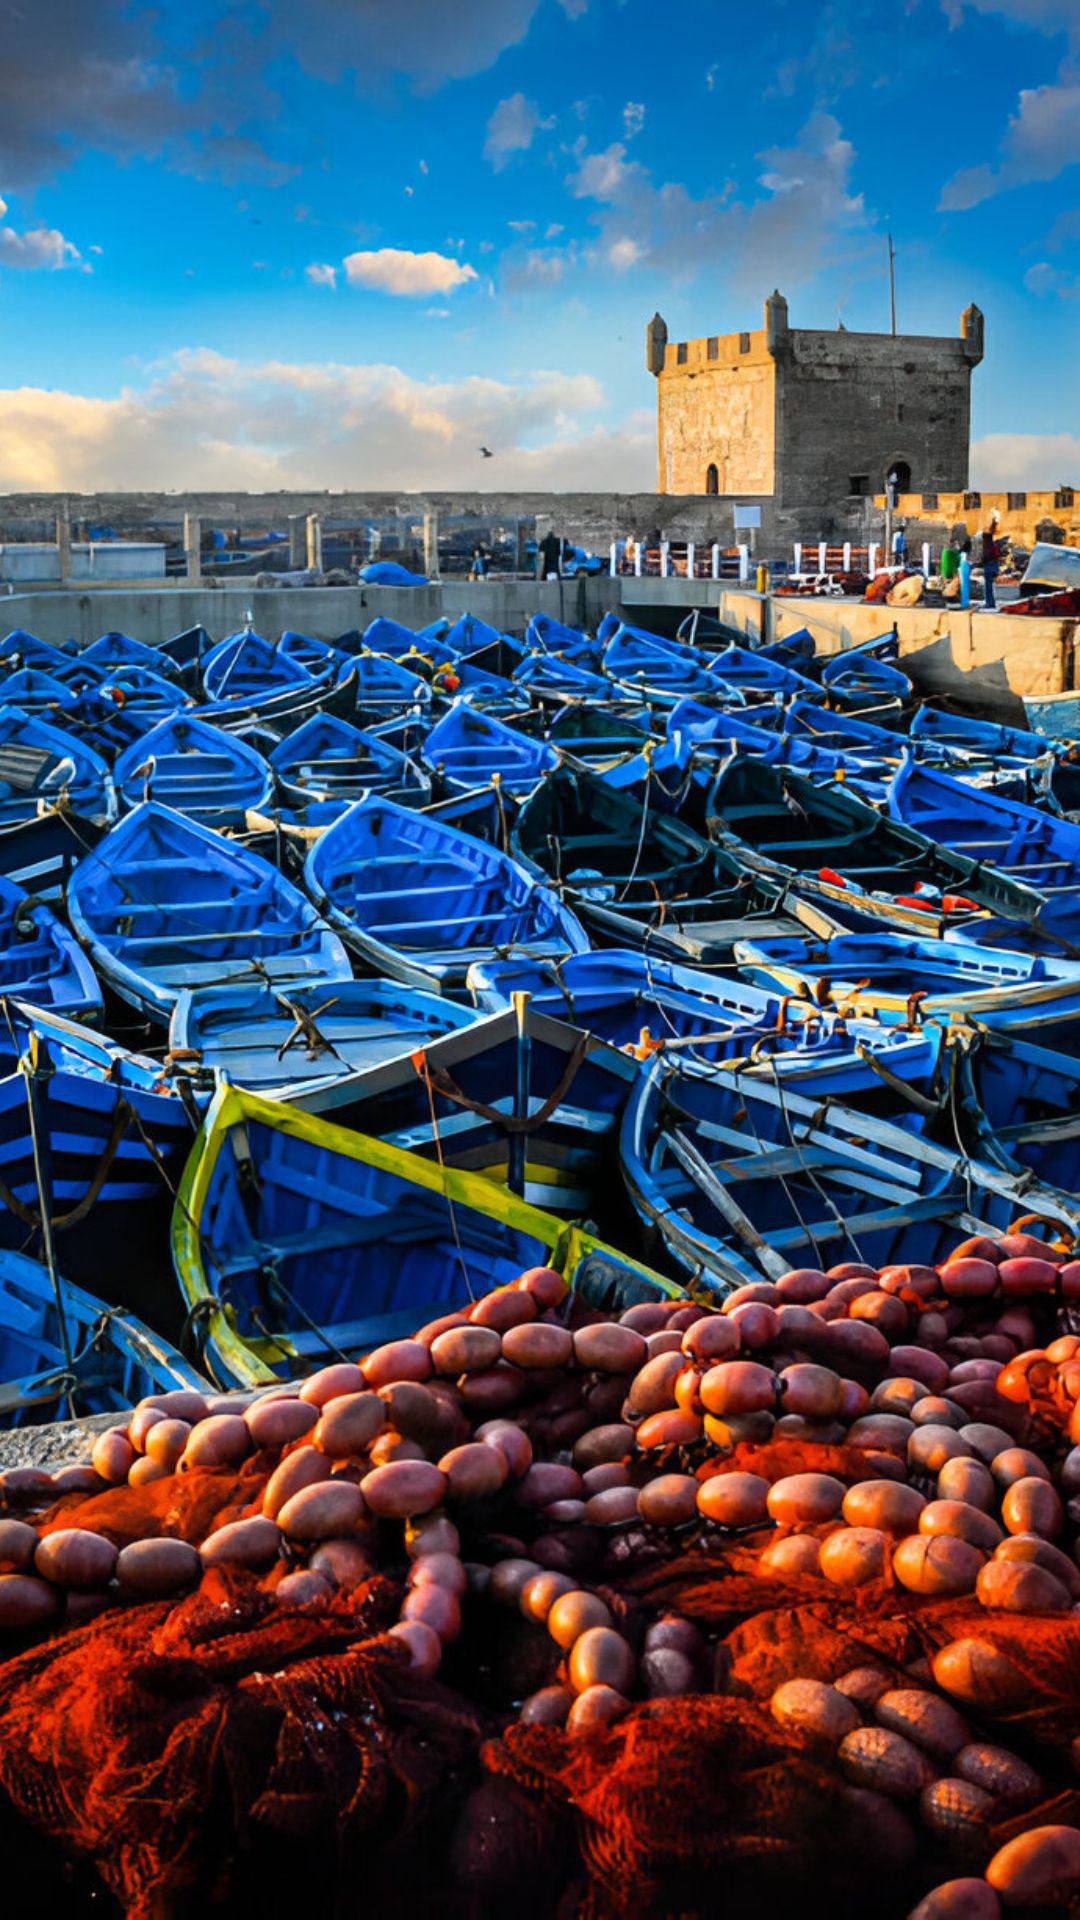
[892,521,907,567]
[538,529,561,580]
[981,514,1003,610]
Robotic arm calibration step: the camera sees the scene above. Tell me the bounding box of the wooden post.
[56,506,72,586]
[305,514,323,571]
[843,542,852,571]
[609,541,617,577]
[818,540,827,574]
[793,543,802,574]
[660,540,670,577]
[634,541,642,578]
[686,541,695,580]
[868,542,879,575]
[738,544,749,582]
[183,513,201,583]
[423,511,439,579]
[288,515,306,567]
[712,544,721,581]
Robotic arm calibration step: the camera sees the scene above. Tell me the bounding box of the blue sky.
[0,0,1076,490]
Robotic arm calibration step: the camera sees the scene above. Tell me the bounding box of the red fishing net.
[1,1441,1078,1920]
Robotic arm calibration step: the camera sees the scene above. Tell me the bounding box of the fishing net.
[2,1440,1079,1919]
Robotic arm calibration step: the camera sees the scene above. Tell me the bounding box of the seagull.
[479,446,494,458]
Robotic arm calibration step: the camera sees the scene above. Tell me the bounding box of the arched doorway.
[886,458,911,499]
[705,463,718,495]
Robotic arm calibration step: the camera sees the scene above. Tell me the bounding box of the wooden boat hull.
[0,1246,204,1425]
[170,978,480,1099]
[172,1082,683,1387]
[621,1052,1080,1293]
[67,800,352,1021]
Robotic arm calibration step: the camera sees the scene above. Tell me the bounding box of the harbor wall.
[3,580,1074,723]
[716,590,1076,721]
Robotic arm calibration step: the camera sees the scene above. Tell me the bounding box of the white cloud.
[88,243,104,256]
[971,431,1080,488]
[341,247,477,295]
[557,0,589,15]
[1023,258,1080,295]
[0,220,82,271]
[940,77,1080,208]
[0,351,650,490]
[563,112,869,292]
[305,262,337,288]
[484,92,542,169]
[622,101,646,139]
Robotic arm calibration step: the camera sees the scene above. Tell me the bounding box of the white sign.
[733,505,761,528]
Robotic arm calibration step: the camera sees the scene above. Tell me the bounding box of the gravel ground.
[0,1410,126,1471]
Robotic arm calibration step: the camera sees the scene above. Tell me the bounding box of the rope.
[413,1051,476,1299]
[18,1054,76,1421]
[408,1032,589,1136]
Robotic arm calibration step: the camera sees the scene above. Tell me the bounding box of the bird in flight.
[479,445,494,458]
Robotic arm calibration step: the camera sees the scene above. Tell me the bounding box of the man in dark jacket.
[538,529,562,579]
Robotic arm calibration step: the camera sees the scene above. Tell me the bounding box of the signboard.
[733,505,761,529]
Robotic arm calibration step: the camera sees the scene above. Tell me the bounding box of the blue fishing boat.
[958,1026,1080,1198]
[67,801,352,1021]
[285,1005,638,1225]
[0,631,76,677]
[353,651,433,722]
[888,755,1080,944]
[276,629,351,681]
[768,696,909,757]
[452,659,529,715]
[157,624,212,675]
[735,929,1080,1069]
[909,704,1058,764]
[172,1083,681,1387]
[423,699,557,797]
[0,999,194,1254]
[113,712,272,827]
[0,708,115,827]
[735,928,1080,1012]
[84,631,182,679]
[268,711,431,818]
[0,808,105,902]
[361,615,431,657]
[197,664,360,736]
[707,642,824,701]
[705,756,1046,934]
[97,664,191,720]
[466,947,940,1073]
[512,766,802,962]
[523,611,602,668]
[0,669,80,718]
[542,703,653,768]
[201,628,330,704]
[0,1247,204,1424]
[511,653,613,705]
[621,1051,1080,1293]
[442,613,508,660]
[304,793,588,992]
[602,630,737,706]
[171,977,479,1099]
[819,648,912,712]
[0,875,102,1020]
[1021,689,1080,743]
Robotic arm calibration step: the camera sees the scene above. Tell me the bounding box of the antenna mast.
[888,233,897,336]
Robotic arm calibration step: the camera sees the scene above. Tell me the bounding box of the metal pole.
[888,233,897,336]
[507,991,531,1198]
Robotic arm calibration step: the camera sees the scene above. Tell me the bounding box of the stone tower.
[650,294,983,503]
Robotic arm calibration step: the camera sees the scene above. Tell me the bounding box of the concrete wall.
[717,588,1073,721]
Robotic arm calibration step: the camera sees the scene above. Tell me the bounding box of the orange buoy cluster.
[0,1238,1079,1914]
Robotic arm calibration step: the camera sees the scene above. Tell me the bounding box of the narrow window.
[705,464,719,495]
[707,337,719,360]
[739,332,750,354]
